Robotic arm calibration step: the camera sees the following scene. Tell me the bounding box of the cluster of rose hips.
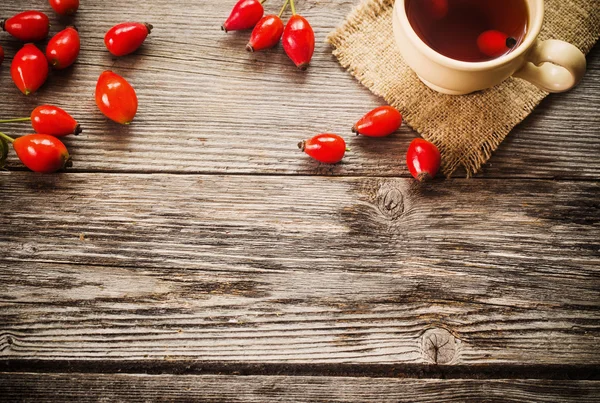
[0,0,152,173]
[298,107,441,181]
[223,0,315,70]
[1,1,440,180]
[222,0,440,180]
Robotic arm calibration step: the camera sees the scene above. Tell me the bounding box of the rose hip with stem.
[49,0,80,16]
[353,106,402,137]
[1,11,50,42]
[246,0,288,52]
[11,43,49,95]
[406,138,441,181]
[298,133,346,164]
[95,71,138,125]
[105,22,154,57]
[282,0,315,70]
[477,30,517,58]
[0,105,81,137]
[46,26,80,69]
[0,131,72,173]
[222,0,266,32]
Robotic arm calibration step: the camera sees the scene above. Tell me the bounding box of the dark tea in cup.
[405,0,529,62]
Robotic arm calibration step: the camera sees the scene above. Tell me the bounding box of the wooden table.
[1,0,599,401]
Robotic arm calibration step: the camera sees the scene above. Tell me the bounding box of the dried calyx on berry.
[0,137,8,168]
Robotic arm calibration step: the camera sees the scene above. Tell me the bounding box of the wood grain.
[1,173,598,364]
[1,373,599,402]
[1,0,599,398]
[0,1,598,178]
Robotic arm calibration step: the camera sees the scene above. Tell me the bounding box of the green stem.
[0,117,31,124]
[0,132,15,144]
[289,0,296,15]
[278,0,289,17]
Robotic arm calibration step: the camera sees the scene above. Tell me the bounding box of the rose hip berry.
[104,22,153,57]
[222,0,265,32]
[1,11,50,42]
[15,134,71,173]
[247,0,288,52]
[406,138,441,181]
[477,30,517,58]
[353,106,403,137]
[49,0,80,16]
[282,12,315,70]
[31,105,81,137]
[0,132,72,173]
[247,15,285,52]
[11,43,49,95]
[298,134,346,164]
[95,71,138,125]
[46,26,80,69]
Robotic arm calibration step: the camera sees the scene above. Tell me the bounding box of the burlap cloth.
[327,0,600,176]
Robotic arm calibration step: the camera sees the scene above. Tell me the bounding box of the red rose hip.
[95,71,138,125]
[477,30,517,58]
[353,106,402,137]
[31,105,81,137]
[11,43,49,95]
[49,0,80,16]
[222,0,265,32]
[0,133,72,173]
[46,26,80,69]
[406,138,441,181]
[105,22,153,56]
[246,15,285,52]
[298,134,346,164]
[1,11,50,42]
[282,14,315,70]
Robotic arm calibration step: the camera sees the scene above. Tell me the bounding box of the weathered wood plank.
[1,373,599,402]
[1,173,598,364]
[481,57,600,178]
[0,1,598,178]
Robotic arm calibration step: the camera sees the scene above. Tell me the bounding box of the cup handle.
[513,39,586,93]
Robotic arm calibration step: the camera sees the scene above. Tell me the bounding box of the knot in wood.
[421,328,457,365]
[376,183,404,220]
[1,334,15,352]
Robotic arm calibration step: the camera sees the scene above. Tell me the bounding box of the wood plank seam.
[2,361,600,380]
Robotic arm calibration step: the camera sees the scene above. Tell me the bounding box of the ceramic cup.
[392,0,587,95]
